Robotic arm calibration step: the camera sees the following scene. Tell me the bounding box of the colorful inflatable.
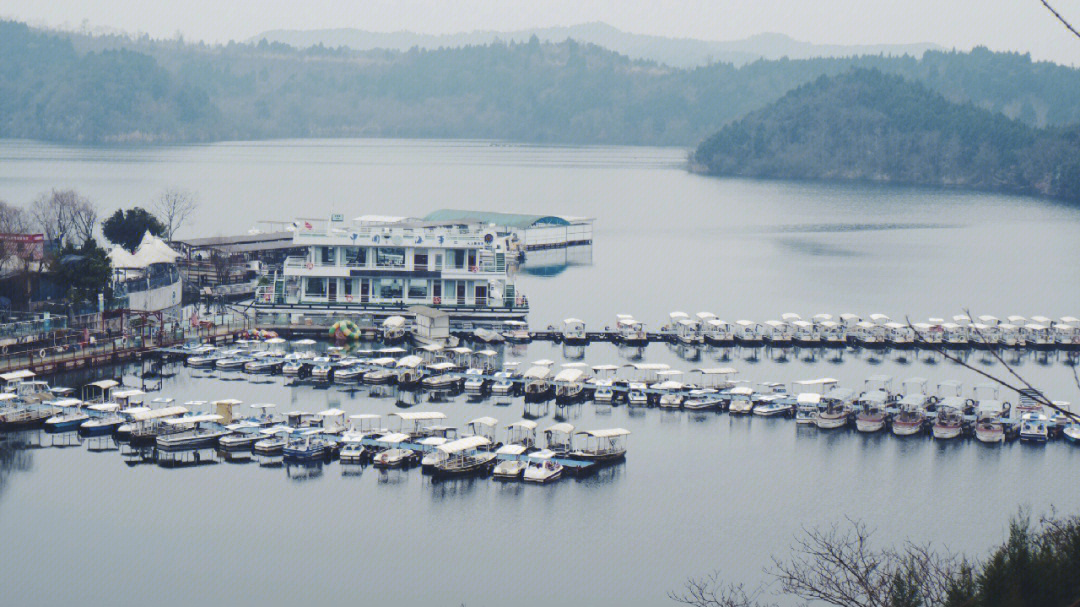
[330,319,362,341]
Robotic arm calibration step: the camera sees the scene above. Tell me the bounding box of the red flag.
[304,221,313,229]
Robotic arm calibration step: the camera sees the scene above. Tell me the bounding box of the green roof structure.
[422,209,572,229]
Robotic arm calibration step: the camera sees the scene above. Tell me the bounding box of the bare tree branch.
[668,571,776,607]
[1040,0,1080,41]
[153,187,199,241]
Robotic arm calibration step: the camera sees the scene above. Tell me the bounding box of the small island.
[692,68,1080,202]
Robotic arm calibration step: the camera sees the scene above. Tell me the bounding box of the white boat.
[419,436,451,471]
[463,368,488,396]
[704,319,733,344]
[491,370,516,396]
[615,316,648,346]
[727,386,755,414]
[795,393,820,425]
[523,449,563,483]
[543,422,575,456]
[974,399,1008,444]
[253,426,293,455]
[854,391,888,433]
[523,365,554,401]
[626,382,648,406]
[734,320,762,344]
[1064,424,1080,444]
[892,393,928,436]
[473,327,504,344]
[674,316,703,345]
[562,318,588,344]
[382,315,407,344]
[432,436,497,477]
[554,367,588,404]
[310,357,333,379]
[932,397,965,440]
[420,362,459,389]
[388,411,448,439]
[1019,411,1049,443]
[505,420,538,448]
[80,403,125,434]
[156,414,228,449]
[501,320,531,343]
[752,395,792,416]
[492,443,529,480]
[815,388,854,429]
[372,433,416,468]
[571,428,629,463]
[43,398,89,431]
[592,379,615,403]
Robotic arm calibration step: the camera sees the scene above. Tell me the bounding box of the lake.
[1,139,1079,607]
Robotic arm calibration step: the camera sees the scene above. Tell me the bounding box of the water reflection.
[156,447,220,469]
[284,460,324,481]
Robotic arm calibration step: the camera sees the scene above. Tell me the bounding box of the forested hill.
[5,20,1080,146]
[692,69,1080,202]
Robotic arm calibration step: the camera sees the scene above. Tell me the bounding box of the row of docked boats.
[552,312,1080,349]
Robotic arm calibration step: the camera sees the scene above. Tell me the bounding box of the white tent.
[108,231,180,269]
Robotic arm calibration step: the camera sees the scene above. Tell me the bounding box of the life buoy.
[345,294,353,302]
[263,293,272,302]
[305,262,314,270]
[433,296,441,304]
[516,296,525,306]
[39,349,47,358]
[0,345,6,354]
[469,266,478,273]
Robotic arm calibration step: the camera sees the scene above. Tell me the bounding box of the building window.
[377,279,402,299]
[343,279,354,296]
[408,280,428,300]
[453,249,465,269]
[376,247,405,268]
[433,253,443,270]
[305,277,326,296]
[344,247,366,266]
[414,250,428,271]
[320,247,335,265]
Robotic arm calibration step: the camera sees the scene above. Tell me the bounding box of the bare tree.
[669,572,775,607]
[29,189,97,246]
[0,200,28,273]
[154,187,199,241]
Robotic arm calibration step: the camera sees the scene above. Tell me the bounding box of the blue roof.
[423,209,571,230]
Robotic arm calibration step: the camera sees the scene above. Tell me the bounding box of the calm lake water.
[1,139,1079,607]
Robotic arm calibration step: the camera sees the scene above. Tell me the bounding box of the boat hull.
[892,420,924,436]
[855,416,885,433]
[975,425,1005,444]
[815,415,848,430]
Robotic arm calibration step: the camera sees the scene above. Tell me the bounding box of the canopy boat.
[80,403,125,434]
[309,357,334,380]
[674,316,704,345]
[815,388,855,429]
[364,357,399,385]
[215,354,253,370]
[491,370,517,396]
[253,426,293,455]
[283,428,333,460]
[626,382,648,407]
[392,355,424,387]
[119,405,189,443]
[704,319,733,344]
[473,327,504,344]
[1064,422,1080,444]
[463,369,489,397]
[186,350,225,367]
[245,354,284,374]
[817,320,845,345]
[941,323,969,348]
[431,436,497,477]
[734,320,763,345]
[156,414,228,449]
[501,320,531,343]
[656,382,686,409]
[1019,411,1049,443]
[753,394,793,417]
[219,418,266,450]
[790,320,816,345]
[543,422,575,456]
[615,316,648,346]
[854,390,888,433]
[764,320,795,345]
[523,365,554,402]
[592,378,615,403]
[505,420,538,449]
[43,398,90,432]
[317,408,348,435]
[727,386,755,414]
[795,393,821,425]
[421,362,460,390]
[382,315,407,344]
[562,318,588,345]
[571,428,629,463]
[892,393,929,436]
[523,449,563,483]
[464,416,499,446]
[333,363,366,382]
[554,367,588,404]
[419,436,451,471]
[492,444,529,480]
[389,411,448,439]
[974,399,1009,444]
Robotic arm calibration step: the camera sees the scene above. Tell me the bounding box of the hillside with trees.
[4,20,1080,146]
[692,69,1080,202]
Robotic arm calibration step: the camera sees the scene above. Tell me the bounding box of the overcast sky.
[4,0,1080,64]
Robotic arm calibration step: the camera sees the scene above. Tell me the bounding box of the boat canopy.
[421,344,444,352]
[419,436,448,446]
[532,359,555,366]
[426,362,455,371]
[508,420,538,430]
[554,369,585,383]
[976,400,1006,414]
[797,393,822,405]
[736,319,757,326]
[318,408,346,417]
[496,444,527,455]
[163,413,223,426]
[350,414,381,420]
[656,369,683,376]
[250,403,276,410]
[544,422,574,435]
[729,386,754,396]
[899,393,927,406]
[696,312,717,321]
[126,406,188,421]
[476,349,498,357]
[694,367,738,375]
[112,389,146,399]
[213,399,243,407]
[653,380,685,390]
[1061,316,1080,324]
[376,432,410,444]
[577,428,630,438]
[812,313,833,322]
[561,362,589,368]
[437,435,491,454]
[563,317,584,325]
[791,320,812,328]
[825,388,855,401]
[466,416,499,428]
[706,318,730,327]
[795,378,838,386]
[0,394,17,402]
[379,347,407,354]
[939,396,966,411]
[49,398,83,407]
[530,449,557,460]
[592,364,619,371]
[524,366,552,380]
[88,403,120,412]
[88,379,120,390]
[382,316,405,328]
[859,390,889,404]
[390,411,447,422]
[626,363,670,371]
[1,370,36,382]
[396,355,423,368]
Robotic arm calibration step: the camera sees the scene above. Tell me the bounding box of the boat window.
[342,279,354,296]
[305,277,326,296]
[414,250,428,271]
[344,247,366,266]
[453,249,466,269]
[377,279,403,299]
[320,246,335,265]
[376,247,405,268]
[408,280,428,299]
[433,253,443,270]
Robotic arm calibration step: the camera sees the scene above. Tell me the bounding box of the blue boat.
[283,429,331,460]
[43,398,90,432]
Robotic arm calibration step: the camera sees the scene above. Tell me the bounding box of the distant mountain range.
[249,22,941,68]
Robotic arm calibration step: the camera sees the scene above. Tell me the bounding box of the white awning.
[543,422,575,435]
[563,318,584,324]
[437,435,491,454]
[382,316,405,328]
[350,414,381,420]
[88,403,120,412]
[577,428,630,438]
[318,408,346,417]
[88,379,120,390]
[126,406,188,421]
[1,370,36,382]
[553,368,585,382]
[795,378,837,385]
[250,403,277,410]
[426,361,455,370]
[524,366,551,380]
[389,411,446,421]
[797,393,822,404]
[396,355,423,368]
[508,420,538,430]
[730,386,754,396]
[467,416,498,427]
[213,399,243,406]
[376,432,410,444]
[591,364,619,371]
[531,358,555,366]
[113,389,146,399]
[496,444,527,455]
[627,363,670,371]
[163,413,222,426]
[693,367,738,375]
